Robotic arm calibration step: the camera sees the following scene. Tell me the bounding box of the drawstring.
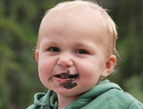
[40,90,58,109]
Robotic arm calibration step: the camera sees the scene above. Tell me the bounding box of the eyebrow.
[40,40,59,49]
[40,39,97,51]
[73,41,95,48]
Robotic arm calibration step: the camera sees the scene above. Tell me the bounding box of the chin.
[55,87,79,97]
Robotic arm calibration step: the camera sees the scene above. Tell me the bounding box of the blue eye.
[76,49,88,54]
[48,47,60,52]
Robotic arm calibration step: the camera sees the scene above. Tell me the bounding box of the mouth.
[54,73,79,80]
[49,70,79,89]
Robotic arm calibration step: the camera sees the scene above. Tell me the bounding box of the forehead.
[39,9,108,44]
[38,10,111,57]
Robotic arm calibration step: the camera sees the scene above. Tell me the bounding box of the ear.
[35,49,39,63]
[101,55,116,78]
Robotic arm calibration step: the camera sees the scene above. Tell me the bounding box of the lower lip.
[54,77,69,83]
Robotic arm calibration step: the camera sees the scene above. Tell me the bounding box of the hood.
[27,90,58,109]
[67,80,122,109]
[27,80,121,109]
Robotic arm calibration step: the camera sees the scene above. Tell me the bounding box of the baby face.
[36,11,115,97]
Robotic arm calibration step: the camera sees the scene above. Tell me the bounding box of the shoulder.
[82,80,143,109]
[97,85,143,109]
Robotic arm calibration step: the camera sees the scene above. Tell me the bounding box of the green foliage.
[123,74,143,102]
[0,0,143,108]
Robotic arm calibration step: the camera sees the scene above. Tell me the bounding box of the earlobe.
[35,49,39,63]
[102,55,116,78]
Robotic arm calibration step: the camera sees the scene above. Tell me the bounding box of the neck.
[57,94,78,109]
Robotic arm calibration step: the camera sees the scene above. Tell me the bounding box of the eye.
[48,47,60,52]
[76,49,88,54]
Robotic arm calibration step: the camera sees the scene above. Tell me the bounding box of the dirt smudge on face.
[48,76,53,82]
[60,79,78,89]
[49,70,79,89]
[59,73,79,89]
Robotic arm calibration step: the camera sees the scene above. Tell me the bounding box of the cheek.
[77,59,104,81]
[38,59,53,85]
[38,57,55,74]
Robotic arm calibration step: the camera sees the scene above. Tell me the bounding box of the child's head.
[37,0,117,57]
[35,0,117,97]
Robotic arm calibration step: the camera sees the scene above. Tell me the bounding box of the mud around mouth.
[49,71,79,89]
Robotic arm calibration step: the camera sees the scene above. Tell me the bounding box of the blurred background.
[0,0,143,108]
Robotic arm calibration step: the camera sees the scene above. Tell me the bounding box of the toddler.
[28,0,143,109]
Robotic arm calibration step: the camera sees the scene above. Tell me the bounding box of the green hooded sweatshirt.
[27,80,143,109]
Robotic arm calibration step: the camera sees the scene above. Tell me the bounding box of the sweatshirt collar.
[67,80,122,109]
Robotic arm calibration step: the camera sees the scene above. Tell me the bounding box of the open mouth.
[49,71,79,89]
[54,73,79,80]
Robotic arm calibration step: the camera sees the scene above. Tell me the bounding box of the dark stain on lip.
[49,70,79,89]
[60,79,78,89]
[59,71,79,89]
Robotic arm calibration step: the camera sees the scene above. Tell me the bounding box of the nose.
[57,53,73,67]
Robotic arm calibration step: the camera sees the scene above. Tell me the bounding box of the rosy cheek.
[78,62,95,75]
[38,63,50,88]
[38,61,47,77]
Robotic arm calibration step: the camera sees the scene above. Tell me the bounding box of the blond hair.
[37,0,118,56]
